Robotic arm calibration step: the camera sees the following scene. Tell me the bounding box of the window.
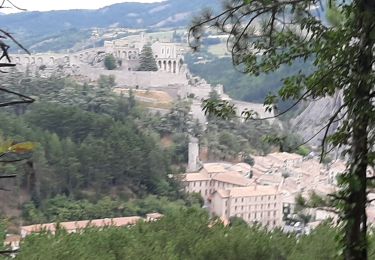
[242,198,244,202]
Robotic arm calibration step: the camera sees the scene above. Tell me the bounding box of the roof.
[212,171,252,186]
[253,156,278,169]
[227,185,278,198]
[281,194,296,204]
[21,216,142,234]
[229,163,251,174]
[215,189,230,198]
[21,223,56,233]
[146,212,164,219]
[4,235,21,243]
[313,184,336,195]
[267,152,303,162]
[257,174,283,185]
[184,172,210,182]
[202,163,230,173]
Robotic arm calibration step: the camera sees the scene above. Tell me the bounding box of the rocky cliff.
[291,92,343,147]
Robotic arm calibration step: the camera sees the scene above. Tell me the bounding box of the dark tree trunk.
[344,1,374,259]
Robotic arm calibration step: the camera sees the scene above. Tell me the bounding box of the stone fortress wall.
[11,32,275,124]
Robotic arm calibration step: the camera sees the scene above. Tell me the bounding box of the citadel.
[11,32,274,122]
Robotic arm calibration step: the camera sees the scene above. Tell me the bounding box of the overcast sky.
[2,0,164,13]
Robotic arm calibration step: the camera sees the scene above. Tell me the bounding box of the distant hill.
[0,0,218,37]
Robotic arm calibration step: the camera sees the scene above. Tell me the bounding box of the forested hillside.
[0,71,285,226]
[186,53,312,104]
[0,0,219,52]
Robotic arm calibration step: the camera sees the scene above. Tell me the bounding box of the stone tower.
[187,137,200,172]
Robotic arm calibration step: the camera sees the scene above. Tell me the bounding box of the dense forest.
[0,71,286,226]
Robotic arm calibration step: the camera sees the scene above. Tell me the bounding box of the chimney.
[187,137,199,172]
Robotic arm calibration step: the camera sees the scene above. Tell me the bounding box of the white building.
[211,185,282,228]
[103,33,185,73]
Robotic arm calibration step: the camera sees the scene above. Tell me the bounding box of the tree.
[137,44,158,71]
[189,1,375,259]
[104,54,117,70]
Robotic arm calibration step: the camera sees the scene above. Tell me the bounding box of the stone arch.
[163,60,167,71]
[37,57,44,65]
[64,56,70,63]
[167,60,172,72]
[158,60,162,70]
[31,57,36,64]
[50,57,55,65]
[173,60,177,73]
[179,58,184,72]
[123,51,127,59]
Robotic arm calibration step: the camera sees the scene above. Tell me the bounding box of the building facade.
[211,186,282,228]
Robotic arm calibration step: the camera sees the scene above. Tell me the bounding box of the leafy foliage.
[189,0,375,258]
[17,208,374,260]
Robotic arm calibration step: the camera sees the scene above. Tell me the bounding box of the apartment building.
[211,185,282,228]
[183,162,253,201]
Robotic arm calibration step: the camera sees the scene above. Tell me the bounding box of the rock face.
[291,92,343,147]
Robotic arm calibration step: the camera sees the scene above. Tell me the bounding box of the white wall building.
[211,185,282,228]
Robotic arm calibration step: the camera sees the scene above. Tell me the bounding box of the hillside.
[0,0,219,50]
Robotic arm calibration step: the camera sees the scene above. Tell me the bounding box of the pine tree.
[137,44,158,71]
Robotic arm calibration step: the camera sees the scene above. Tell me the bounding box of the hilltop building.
[13,32,186,74]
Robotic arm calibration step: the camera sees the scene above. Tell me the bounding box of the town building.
[103,33,185,73]
[211,185,282,228]
[20,216,142,238]
[182,140,353,229]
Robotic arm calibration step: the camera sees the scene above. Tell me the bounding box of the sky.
[1,0,164,13]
